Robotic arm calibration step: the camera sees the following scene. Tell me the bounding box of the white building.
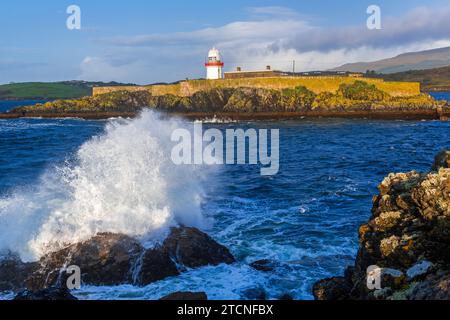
[205,47,224,80]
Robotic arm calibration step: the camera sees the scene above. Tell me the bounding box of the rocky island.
[1,79,449,120]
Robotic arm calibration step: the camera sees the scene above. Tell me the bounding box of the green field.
[373,65,450,92]
[0,81,136,100]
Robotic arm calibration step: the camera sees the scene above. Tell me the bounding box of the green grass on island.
[0,81,136,100]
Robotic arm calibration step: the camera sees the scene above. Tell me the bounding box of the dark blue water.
[1,101,450,300]
[0,100,50,113]
[429,91,450,101]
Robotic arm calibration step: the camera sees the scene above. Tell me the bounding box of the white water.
[0,111,208,262]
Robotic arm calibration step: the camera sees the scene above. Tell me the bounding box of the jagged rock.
[162,226,235,268]
[0,254,38,292]
[408,272,450,300]
[379,268,405,290]
[241,286,267,300]
[278,293,294,300]
[136,247,180,285]
[313,276,352,300]
[14,287,77,300]
[27,233,145,290]
[407,261,434,281]
[249,259,277,272]
[160,291,208,300]
[313,150,450,300]
[21,227,234,291]
[432,150,450,171]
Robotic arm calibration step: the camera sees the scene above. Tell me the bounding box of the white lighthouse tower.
[205,47,224,80]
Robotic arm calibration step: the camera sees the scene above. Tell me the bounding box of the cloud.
[246,6,300,19]
[272,6,450,53]
[81,5,450,83]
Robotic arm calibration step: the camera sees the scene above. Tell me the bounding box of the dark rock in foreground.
[249,259,279,272]
[28,233,144,290]
[1,226,234,293]
[0,254,38,292]
[313,150,450,300]
[161,226,235,269]
[14,287,77,300]
[159,291,208,300]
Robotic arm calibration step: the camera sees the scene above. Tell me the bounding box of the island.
[1,77,449,120]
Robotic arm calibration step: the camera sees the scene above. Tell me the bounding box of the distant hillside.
[331,46,450,74]
[0,81,136,100]
[373,65,450,92]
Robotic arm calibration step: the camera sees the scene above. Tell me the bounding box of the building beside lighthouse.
[205,47,224,80]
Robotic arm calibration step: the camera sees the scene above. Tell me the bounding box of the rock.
[249,259,277,272]
[278,293,294,300]
[160,292,208,300]
[380,268,405,290]
[407,261,434,281]
[241,286,267,300]
[312,277,352,300]
[0,253,38,292]
[372,287,393,300]
[432,150,450,171]
[313,150,450,300]
[28,233,145,290]
[22,227,234,290]
[136,247,180,285]
[408,272,450,300]
[14,287,77,300]
[162,226,235,269]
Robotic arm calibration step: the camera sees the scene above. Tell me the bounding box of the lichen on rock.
[313,150,450,300]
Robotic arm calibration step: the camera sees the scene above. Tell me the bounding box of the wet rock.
[380,268,405,290]
[23,227,234,290]
[249,259,278,272]
[241,286,267,300]
[312,276,352,300]
[14,287,77,300]
[407,261,434,281]
[28,233,145,290]
[431,150,450,171]
[0,254,38,292]
[162,226,235,269]
[137,247,180,285]
[160,291,208,300]
[408,272,450,300]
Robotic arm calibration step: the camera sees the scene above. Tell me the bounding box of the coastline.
[1,109,448,121]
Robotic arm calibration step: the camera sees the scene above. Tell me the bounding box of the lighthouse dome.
[208,47,221,61]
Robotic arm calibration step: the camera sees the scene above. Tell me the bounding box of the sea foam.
[0,110,208,262]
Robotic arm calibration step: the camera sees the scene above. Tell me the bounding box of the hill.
[0,81,136,100]
[374,65,450,92]
[331,46,450,74]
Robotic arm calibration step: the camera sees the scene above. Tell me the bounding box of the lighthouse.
[205,47,224,80]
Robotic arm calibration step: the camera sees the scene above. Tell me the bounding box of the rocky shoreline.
[1,81,449,120]
[1,110,449,121]
[0,226,234,299]
[313,150,450,300]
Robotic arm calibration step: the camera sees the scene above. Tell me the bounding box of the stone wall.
[92,77,421,98]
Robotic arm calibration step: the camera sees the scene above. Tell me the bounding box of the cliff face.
[11,81,446,115]
[313,151,450,300]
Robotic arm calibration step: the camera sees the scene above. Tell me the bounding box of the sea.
[0,93,449,300]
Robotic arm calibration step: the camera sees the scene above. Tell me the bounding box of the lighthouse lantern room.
[205,47,224,80]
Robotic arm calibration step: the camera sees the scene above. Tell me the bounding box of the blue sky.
[1,0,450,84]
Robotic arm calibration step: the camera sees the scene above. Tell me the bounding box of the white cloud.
[80,5,450,83]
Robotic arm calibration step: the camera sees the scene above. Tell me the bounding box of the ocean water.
[0,100,50,113]
[1,101,450,300]
[429,91,450,101]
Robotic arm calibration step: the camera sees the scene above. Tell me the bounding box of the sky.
[1,0,450,84]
